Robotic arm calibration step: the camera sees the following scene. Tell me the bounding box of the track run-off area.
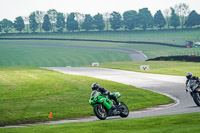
[4,67,200,128]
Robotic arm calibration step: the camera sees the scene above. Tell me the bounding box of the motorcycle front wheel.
[93,104,107,120]
[192,92,200,106]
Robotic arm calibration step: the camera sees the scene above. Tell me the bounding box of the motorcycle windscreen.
[91,90,98,97]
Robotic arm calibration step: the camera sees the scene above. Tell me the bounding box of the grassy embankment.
[100,61,200,76]
[0,67,172,126]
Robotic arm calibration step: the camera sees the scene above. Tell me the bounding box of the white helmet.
[186,72,193,79]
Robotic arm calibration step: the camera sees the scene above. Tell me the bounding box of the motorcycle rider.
[91,82,120,115]
[186,72,200,91]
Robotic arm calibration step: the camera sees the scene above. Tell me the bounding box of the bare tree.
[35,11,45,32]
[75,12,84,31]
[47,9,57,32]
[163,9,171,29]
[174,3,190,29]
[23,16,29,32]
[63,13,69,21]
[103,12,111,31]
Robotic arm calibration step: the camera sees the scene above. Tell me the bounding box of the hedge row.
[148,55,200,62]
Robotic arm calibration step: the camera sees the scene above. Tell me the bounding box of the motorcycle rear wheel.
[93,104,107,120]
[118,102,129,117]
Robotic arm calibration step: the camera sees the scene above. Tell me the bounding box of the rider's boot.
[108,105,119,116]
[112,109,120,116]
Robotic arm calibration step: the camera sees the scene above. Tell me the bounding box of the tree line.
[0,3,200,34]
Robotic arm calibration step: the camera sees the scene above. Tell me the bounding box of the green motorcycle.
[89,90,129,120]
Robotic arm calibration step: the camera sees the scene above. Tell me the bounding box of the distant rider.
[91,83,120,115]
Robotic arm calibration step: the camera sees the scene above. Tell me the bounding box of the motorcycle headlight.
[94,97,98,101]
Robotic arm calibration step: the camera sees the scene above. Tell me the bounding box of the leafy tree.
[109,11,122,31]
[56,13,65,32]
[123,10,137,31]
[42,14,52,32]
[169,8,180,29]
[14,16,25,32]
[154,10,166,29]
[47,9,57,32]
[66,13,79,32]
[138,8,154,30]
[34,10,45,32]
[82,14,94,31]
[174,3,190,29]
[29,12,38,32]
[93,13,105,31]
[185,10,200,28]
[1,19,13,33]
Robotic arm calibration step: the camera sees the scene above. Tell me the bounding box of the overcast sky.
[1,0,200,21]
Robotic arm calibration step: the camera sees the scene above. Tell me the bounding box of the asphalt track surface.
[3,67,200,128]
[42,67,200,117]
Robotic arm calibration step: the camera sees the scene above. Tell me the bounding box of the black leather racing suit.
[97,87,119,105]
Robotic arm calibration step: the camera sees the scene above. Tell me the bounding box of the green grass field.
[0,39,200,67]
[0,40,131,67]
[1,30,200,59]
[0,67,172,126]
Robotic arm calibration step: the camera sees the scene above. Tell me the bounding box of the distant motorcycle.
[89,90,129,120]
[186,79,200,106]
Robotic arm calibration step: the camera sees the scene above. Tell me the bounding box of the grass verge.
[0,67,172,126]
[1,112,200,133]
[100,61,200,76]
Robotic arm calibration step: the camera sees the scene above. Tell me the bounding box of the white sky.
[1,0,200,21]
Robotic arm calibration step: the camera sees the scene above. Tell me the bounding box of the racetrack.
[4,67,200,128]
[36,68,200,124]
[0,41,147,61]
